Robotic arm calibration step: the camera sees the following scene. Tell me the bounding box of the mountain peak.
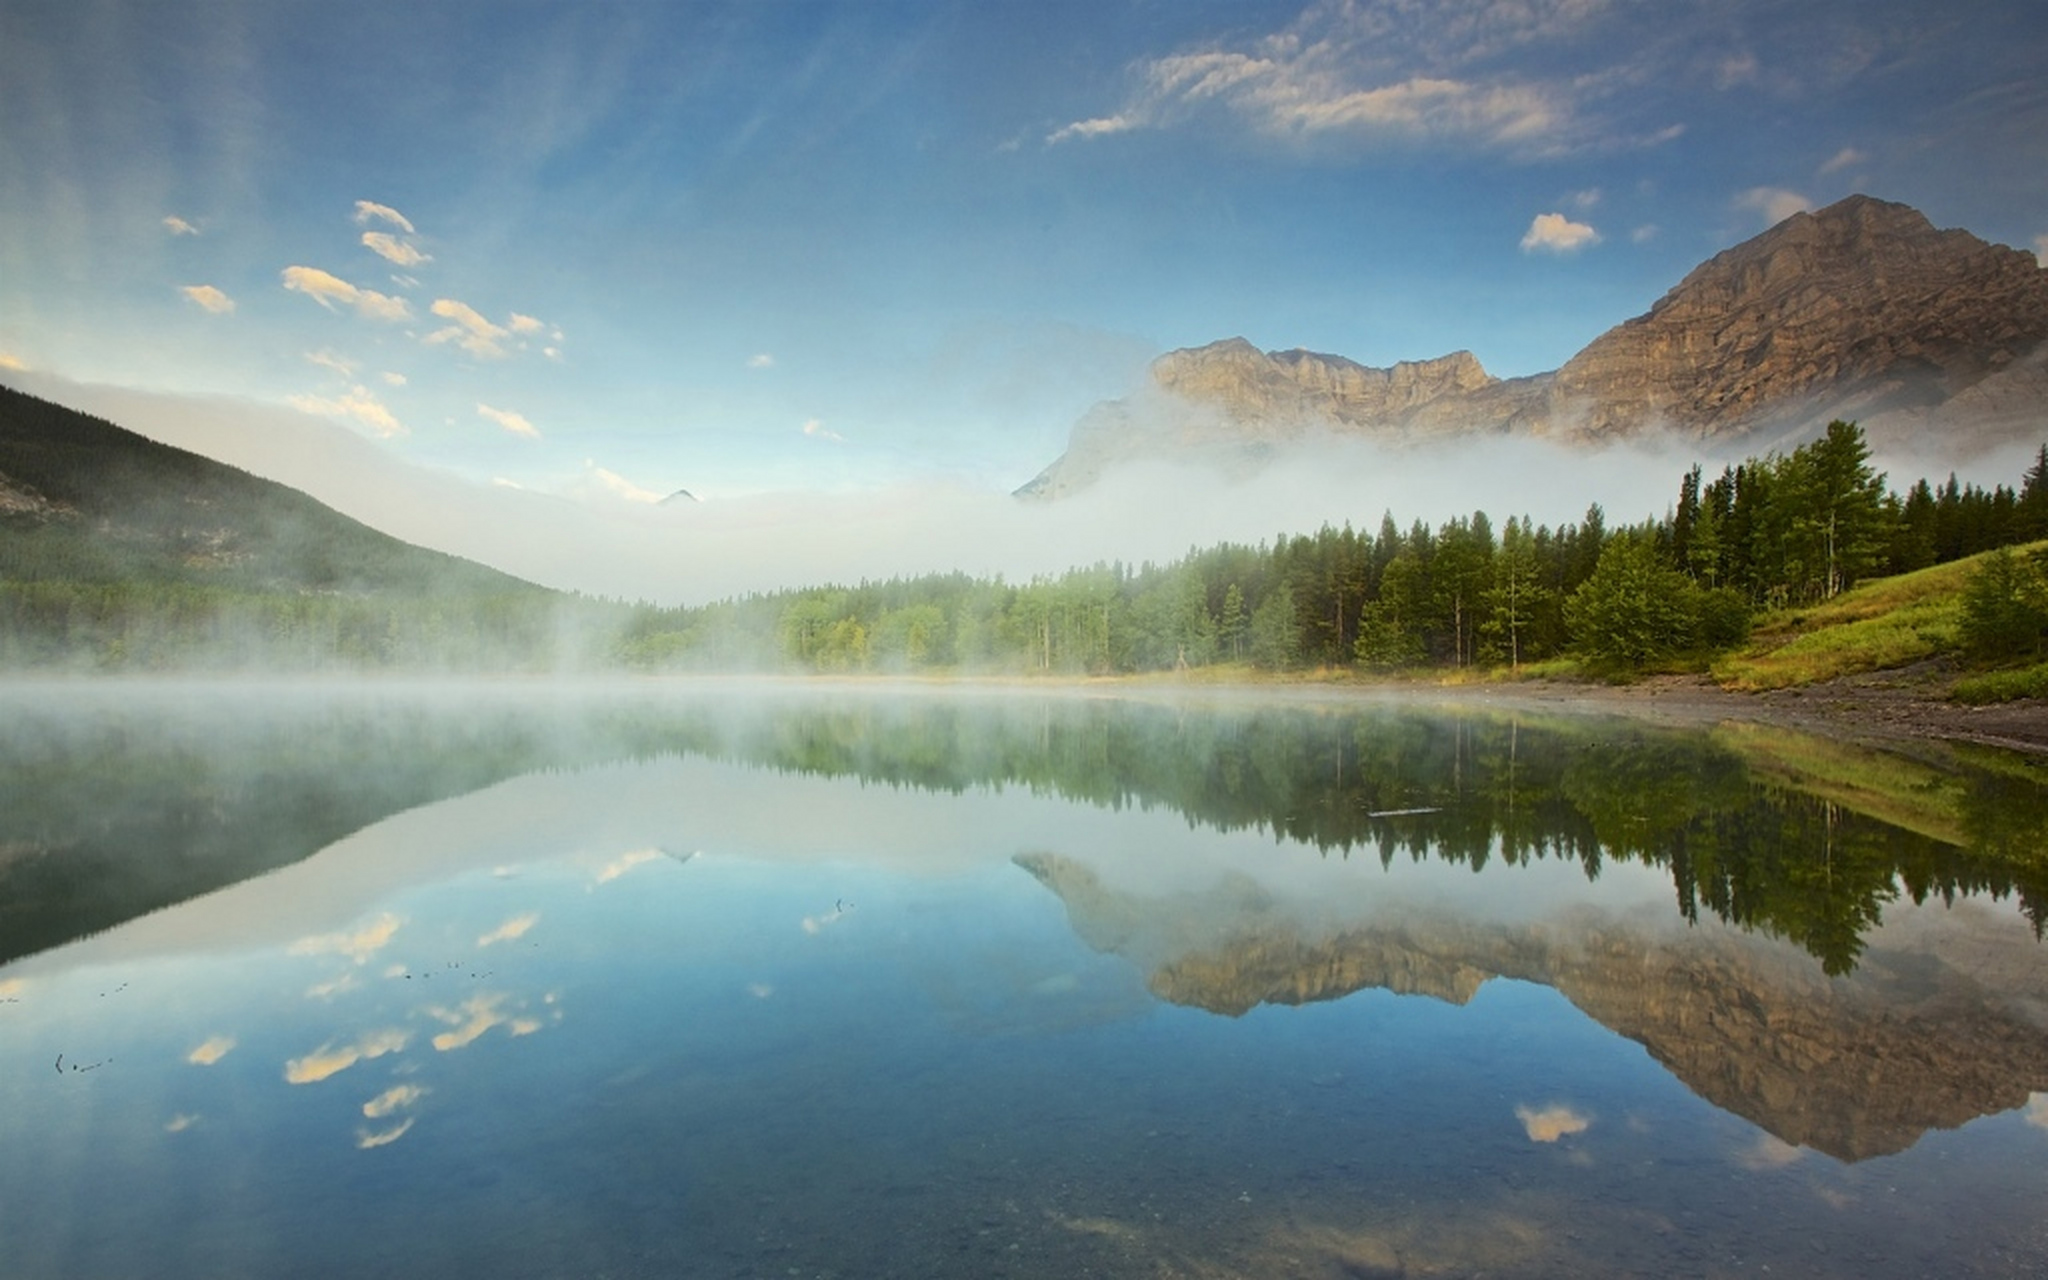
[1022,196,2048,495]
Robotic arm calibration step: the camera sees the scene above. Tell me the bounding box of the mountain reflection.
[1015,850,2048,1161]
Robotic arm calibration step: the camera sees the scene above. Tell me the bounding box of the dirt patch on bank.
[1450,661,2048,757]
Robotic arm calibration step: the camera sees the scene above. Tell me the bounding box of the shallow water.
[2,681,2045,1278]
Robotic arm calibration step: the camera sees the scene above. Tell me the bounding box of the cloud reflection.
[285,1028,410,1084]
[477,913,539,948]
[1515,1104,1590,1143]
[363,1084,427,1119]
[356,1118,415,1150]
[186,1035,236,1066]
[1735,1133,1806,1169]
[289,912,403,965]
[428,993,544,1052]
[595,848,661,884]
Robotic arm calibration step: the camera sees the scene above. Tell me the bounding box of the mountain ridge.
[1022,195,2048,496]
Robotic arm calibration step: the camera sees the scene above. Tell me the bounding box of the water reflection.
[1,681,2045,1278]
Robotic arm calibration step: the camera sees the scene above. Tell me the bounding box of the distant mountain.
[0,383,539,597]
[1021,195,2048,496]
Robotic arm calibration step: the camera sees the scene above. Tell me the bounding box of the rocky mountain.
[1021,195,2048,496]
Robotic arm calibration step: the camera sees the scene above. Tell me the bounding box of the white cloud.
[425,298,511,359]
[747,353,775,369]
[1520,211,1600,254]
[1630,223,1658,243]
[0,352,26,371]
[1568,188,1601,210]
[281,266,412,322]
[353,200,416,234]
[361,231,430,268]
[288,386,408,438]
[305,349,356,378]
[508,313,544,335]
[391,273,421,291]
[802,418,845,442]
[1045,1,1611,155]
[179,284,235,314]
[165,1113,201,1133]
[1734,186,1813,226]
[477,403,541,439]
[380,370,407,387]
[163,215,199,236]
[1819,146,1866,175]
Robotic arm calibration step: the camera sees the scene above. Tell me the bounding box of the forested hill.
[0,384,592,670]
[0,383,532,596]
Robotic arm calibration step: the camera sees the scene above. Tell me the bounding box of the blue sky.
[4,0,2047,504]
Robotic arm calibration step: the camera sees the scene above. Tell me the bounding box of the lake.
[2,680,2045,1278]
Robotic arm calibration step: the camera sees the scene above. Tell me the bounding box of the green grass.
[1952,661,2048,705]
[1709,553,2018,692]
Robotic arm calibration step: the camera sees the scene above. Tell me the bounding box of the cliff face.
[1544,195,2048,440]
[1016,852,2048,1163]
[1022,195,2048,496]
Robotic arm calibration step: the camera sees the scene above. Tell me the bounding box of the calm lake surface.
[2,680,2046,1279]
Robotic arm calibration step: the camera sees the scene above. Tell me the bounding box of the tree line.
[617,422,2048,675]
[6,419,2046,674]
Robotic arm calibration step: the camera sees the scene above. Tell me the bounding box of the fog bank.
[12,373,2030,607]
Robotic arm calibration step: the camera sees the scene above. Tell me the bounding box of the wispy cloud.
[0,352,26,372]
[305,349,356,378]
[426,298,510,358]
[508,313,544,335]
[186,1036,236,1066]
[381,370,407,386]
[802,418,845,443]
[2032,234,2047,268]
[1046,0,1620,155]
[1734,186,1813,226]
[163,215,199,237]
[284,1027,409,1084]
[282,266,412,321]
[477,403,541,439]
[586,463,664,505]
[1520,212,1600,253]
[289,386,408,438]
[180,284,235,314]
[361,231,430,268]
[353,200,416,234]
[747,352,775,369]
[1818,146,1866,175]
